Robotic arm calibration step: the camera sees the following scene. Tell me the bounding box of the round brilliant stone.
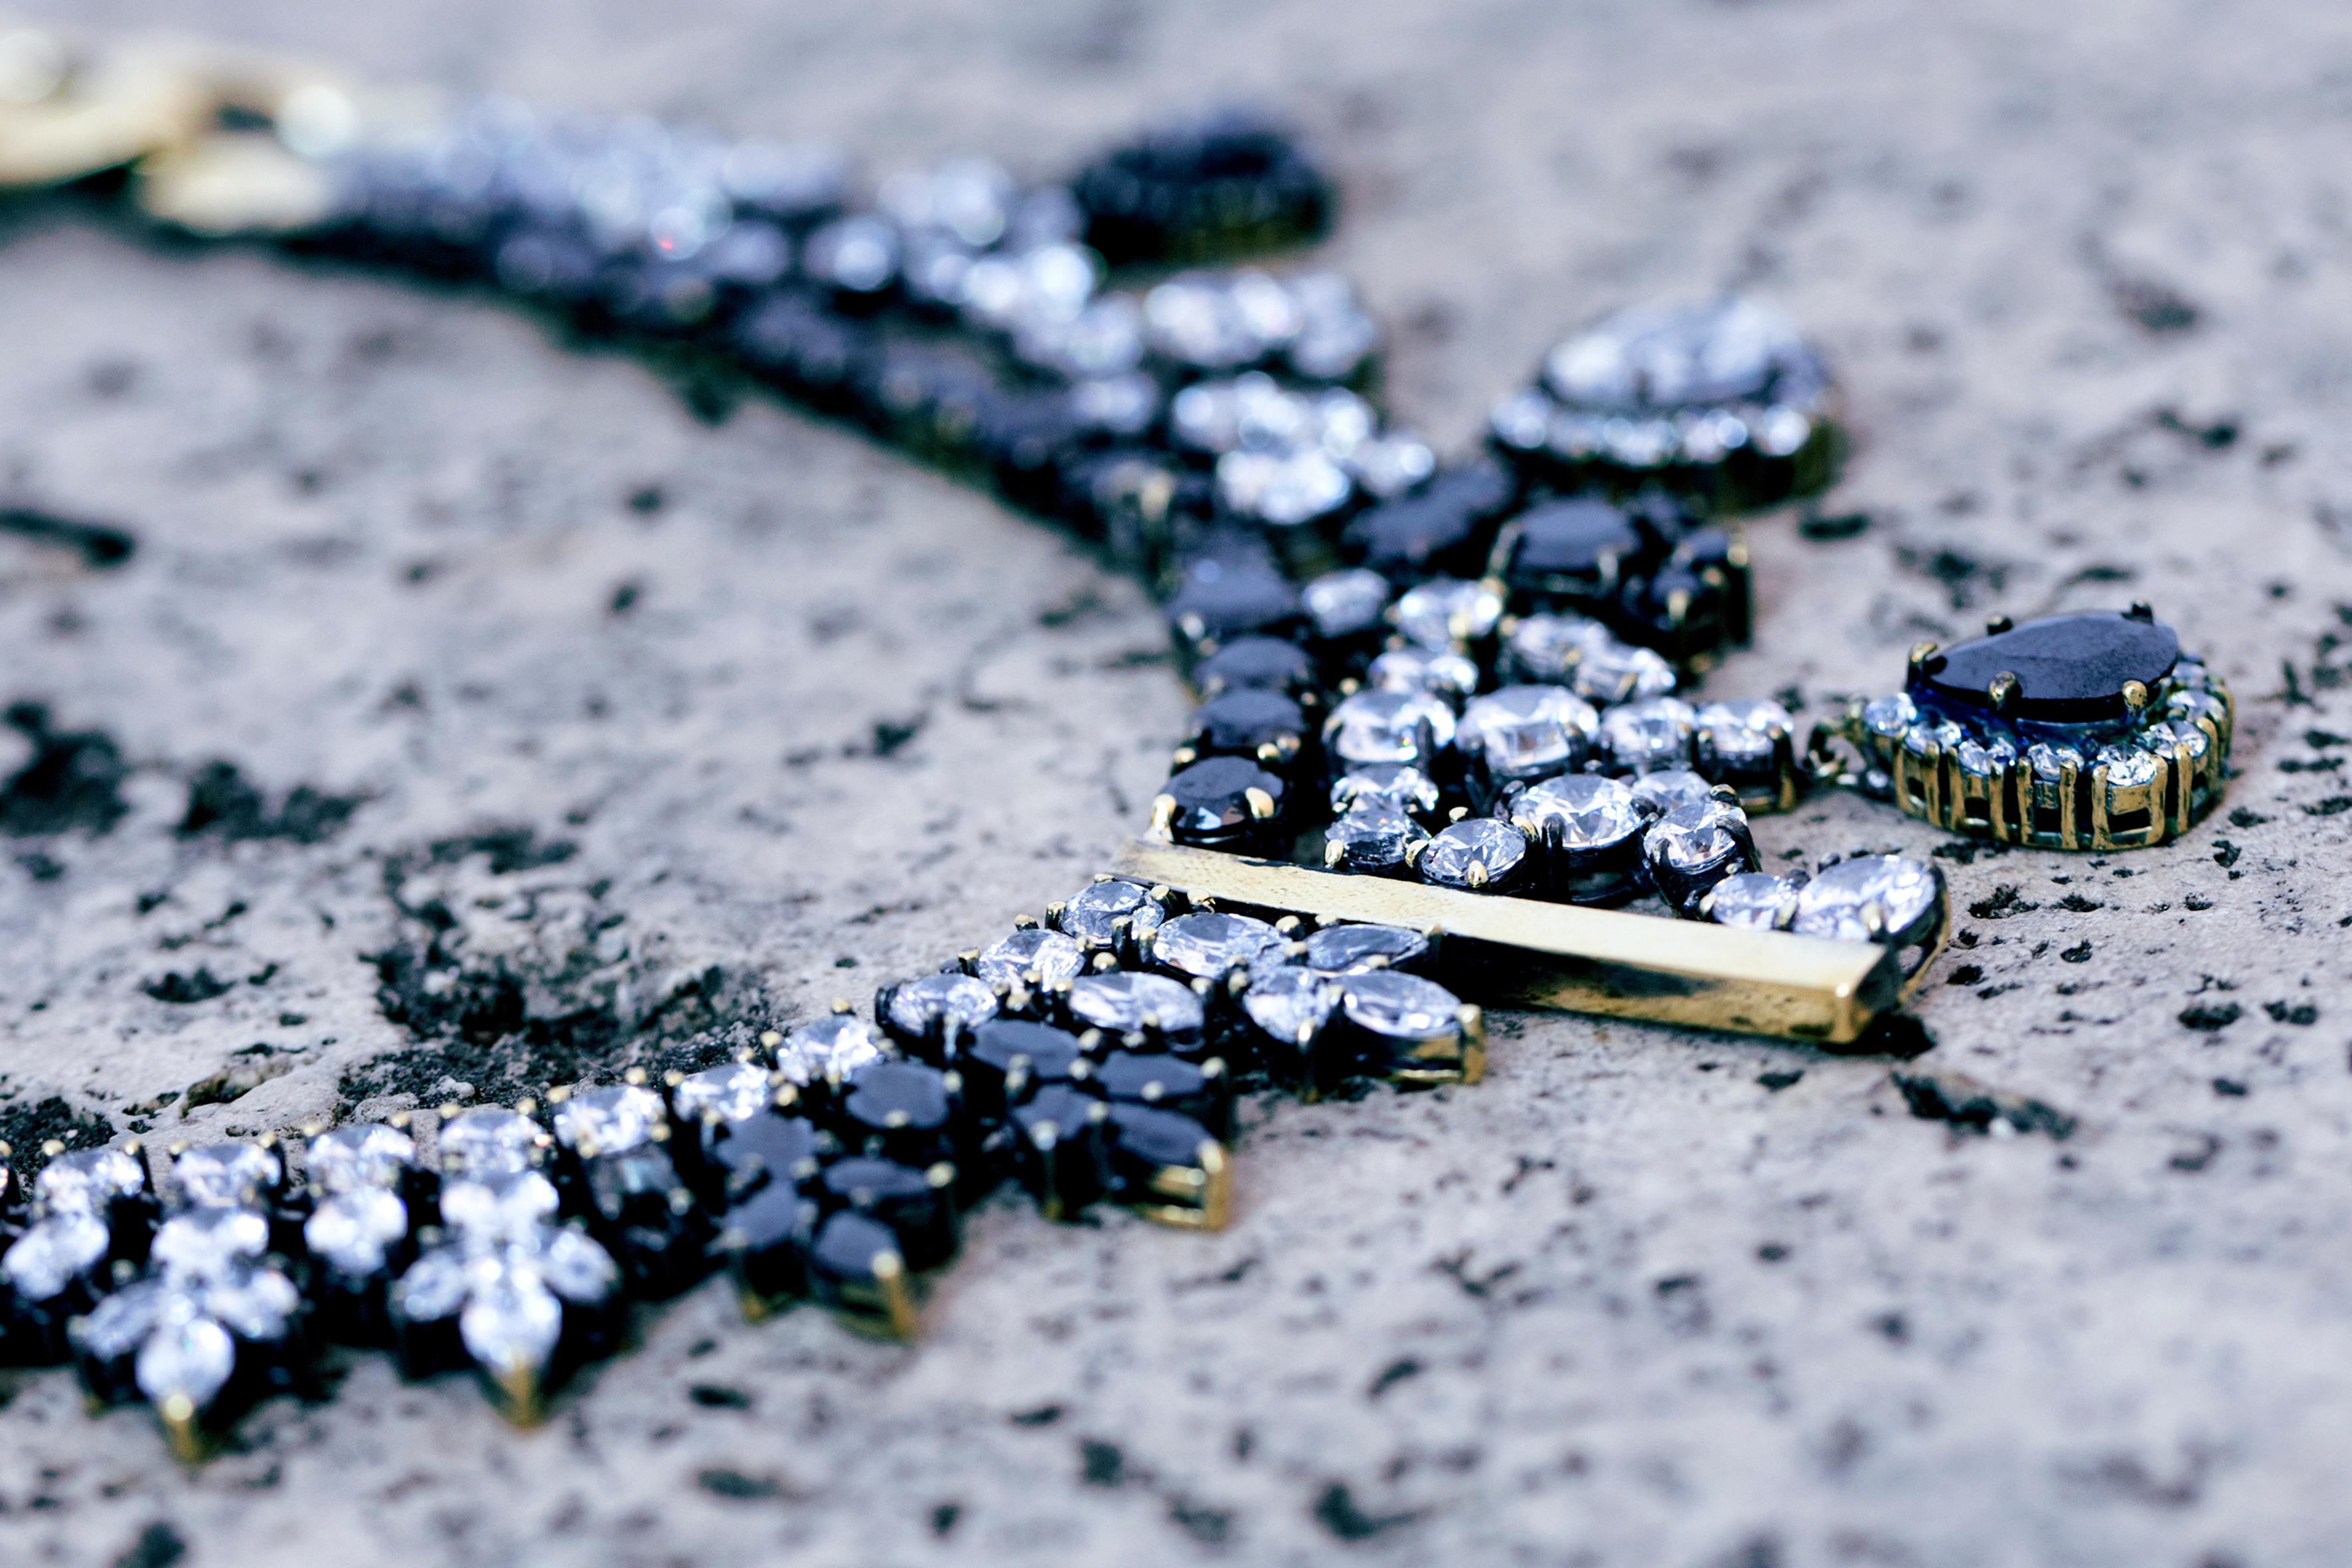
[1325,805,1422,873]
[1330,765,1441,818]
[1393,578,1504,649]
[1902,720,1964,757]
[1543,297,1806,413]
[1490,390,1554,451]
[73,1279,167,1362]
[1068,972,1205,1038]
[1957,735,2019,777]
[306,1188,410,1277]
[1752,406,1813,457]
[1630,769,1716,815]
[1705,872,1800,930]
[2142,718,2211,761]
[35,1147,145,1216]
[551,1084,665,1156]
[307,1124,416,1194]
[151,1208,269,1280]
[532,1227,621,1303]
[1504,612,1613,683]
[1338,971,1464,1042]
[1695,698,1792,765]
[1461,685,1598,780]
[1599,697,1697,773]
[1241,966,1340,1045]
[1512,773,1646,850]
[1645,801,1750,874]
[886,972,1000,1042]
[1570,640,1678,706]
[1366,647,1480,702]
[671,1060,775,1126]
[439,1107,545,1177]
[1790,856,1942,944]
[1326,690,1455,769]
[1303,923,1429,976]
[392,1245,471,1322]
[2,1214,108,1301]
[136,1314,237,1411]
[1152,913,1286,979]
[2026,741,2085,782]
[1862,693,1918,739]
[200,1262,299,1342]
[1059,879,1168,949]
[1417,818,1529,891]
[1216,447,1354,528]
[172,1143,280,1210]
[1302,569,1391,640]
[1348,432,1438,498]
[2167,688,2225,725]
[976,929,1087,992]
[2097,745,2161,788]
[777,1013,887,1086]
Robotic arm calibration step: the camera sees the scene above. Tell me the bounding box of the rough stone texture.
[2,1,2351,1564]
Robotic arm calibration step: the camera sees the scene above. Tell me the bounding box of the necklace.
[0,26,2233,1460]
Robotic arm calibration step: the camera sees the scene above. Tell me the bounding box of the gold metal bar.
[1111,839,1908,1046]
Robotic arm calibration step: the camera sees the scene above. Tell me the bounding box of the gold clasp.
[0,24,210,189]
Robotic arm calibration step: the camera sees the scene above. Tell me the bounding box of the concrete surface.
[3,1,2352,1564]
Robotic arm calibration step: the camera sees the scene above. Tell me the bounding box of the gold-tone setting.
[1129,1138,1232,1231]
[1112,838,1929,1045]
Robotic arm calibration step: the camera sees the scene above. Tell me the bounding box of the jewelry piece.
[1809,605,2234,850]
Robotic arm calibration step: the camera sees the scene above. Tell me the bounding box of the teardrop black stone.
[1916,611,2178,723]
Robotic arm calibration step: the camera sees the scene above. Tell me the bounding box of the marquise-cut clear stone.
[1241,967,1339,1044]
[1365,647,1479,702]
[35,1147,145,1217]
[1304,924,1429,976]
[531,1226,621,1304]
[135,1314,236,1410]
[1571,640,1678,706]
[1152,913,1286,979]
[1068,972,1205,1036]
[74,1279,168,1361]
[173,1144,281,1210]
[2027,741,2085,781]
[1302,568,1391,639]
[975,929,1087,992]
[2141,718,2211,760]
[1957,735,2018,777]
[1646,801,1748,873]
[1903,720,1963,757]
[552,1085,665,1156]
[2,1213,108,1301]
[1330,765,1441,818]
[1327,690,1455,768]
[671,1060,774,1125]
[1790,857,1941,943]
[1695,698,1791,764]
[1339,971,1464,1042]
[393,1245,471,1322]
[1392,578,1503,650]
[201,1263,299,1341]
[1058,879,1168,948]
[460,1274,564,1375]
[886,972,1000,1041]
[440,1171,560,1247]
[1706,872,1800,929]
[151,1208,269,1281]
[1417,819,1529,889]
[777,1012,887,1085]
[1512,773,1646,850]
[439,1107,544,1177]
[1599,698,1697,773]
[307,1124,416,1194]
[1544,297,1802,412]
[1862,693,1917,739]
[307,1188,410,1277]
[1462,685,1598,780]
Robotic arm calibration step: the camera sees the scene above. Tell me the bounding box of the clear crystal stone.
[1324,805,1422,872]
[1068,972,1205,1037]
[1505,613,1614,683]
[2141,718,2211,760]
[1392,578,1504,649]
[2167,688,2224,724]
[1903,720,1963,757]
[1489,390,1555,451]
[136,1313,236,1411]
[460,1273,565,1375]
[74,1279,168,1361]
[777,1012,887,1085]
[1217,447,1354,528]
[1790,856,1941,943]
[1330,765,1441,817]
[1339,971,1464,1041]
[1545,297,1804,412]
[976,929,1087,992]
[531,1226,621,1304]
[1301,569,1391,639]
[439,1107,545,1177]
[1348,432,1437,498]
[1695,698,1792,765]
[2026,741,2085,781]
[1241,967,1340,1045]
[1512,773,1646,850]
[1956,735,2018,777]
[35,1147,145,1217]
[1753,406,1813,457]
[307,1188,410,1277]
[1365,647,1480,702]
[1152,913,1286,980]
[1303,924,1429,976]
[1461,686,1598,780]
[307,1124,416,1194]
[551,1085,665,1156]
[671,1060,775,1125]
[1570,640,1678,706]
[201,1262,299,1341]
[1706,872,1800,929]
[1630,769,1716,815]
[151,1208,269,1281]
[393,1245,471,1322]
[171,1144,280,1210]
[2,1213,108,1301]
[2097,745,2161,788]
[1326,690,1456,768]
[440,1171,561,1247]
[886,972,1000,1041]
[1306,386,1375,457]
[1646,801,1747,873]
[1599,698,1697,773]
[1862,693,1918,738]
[1417,819,1529,889]
[1058,879,1168,948]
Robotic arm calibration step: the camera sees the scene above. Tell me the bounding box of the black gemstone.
[1501,499,1644,600]
[706,1111,827,1204]
[961,1020,1090,1122]
[1917,611,2179,723]
[1165,564,1303,652]
[728,293,873,410]
[815,1156,959,1270]
[1160,756,1285,848]
[1346,461,1516,581]
[1104,1103,1218,1206]
[722,1182,816,1306]
[807,1210,913,1334]
[1184,690,1307,760]
[1008,1085,1113,1219]
[584,1142,717,1299]
[839,1061,963,1167]
[1194,636,1316,698]
[1093,1052,1233,1140]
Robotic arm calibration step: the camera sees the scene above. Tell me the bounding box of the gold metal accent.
[1987,672,2018,712]
[1984,613,2014,635]
[1111,838,1917,1044]
[1129,1138,1233,1231]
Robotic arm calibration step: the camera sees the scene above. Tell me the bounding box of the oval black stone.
[962,1020,1090,1121]
[1917,611,2178,723]
[707,1111,827,1202]
[1094,1051,1231,1139]
[1194,636,1315,698]
[1161,756,1285,846]
[1164,565,1302,651]
[720,1183,816,1304]
[841,1061,955,1136]
[1186,690,1307,757]
[1105,1103,1216,1189]
[809,1209,900,1286]
[817,1156,958,1269]
[1504,499,1644,589]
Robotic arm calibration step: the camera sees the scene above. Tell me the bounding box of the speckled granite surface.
[2,1,2351,1564]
